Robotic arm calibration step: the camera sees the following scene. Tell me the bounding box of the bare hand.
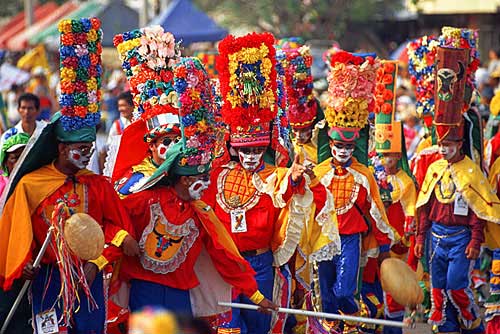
[290,155,306,183]
[414,243,423,259]
[257,298,279,314]
[22,260,36,281]
[83,262,98,287]
[465,244,480,260]
[122,234,140,257]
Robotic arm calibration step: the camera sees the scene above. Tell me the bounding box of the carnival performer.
[371,60,417,334]
[0,132,30,333]
[117,57,277,321]
[302,50,399,334]
[0,17,138,334]
[110,26,182,196]
[277,39,330,167]
[202,32,313,334]
[414,45,500,334]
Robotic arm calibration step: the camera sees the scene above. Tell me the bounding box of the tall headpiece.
[374,60,402,153]
[217,32,278,147]
[113,25,181,142]
[136,57,216,190]
[278,45,317,129]
[433,47,469,141]
[325,50,379,142]
[58,17,103,142]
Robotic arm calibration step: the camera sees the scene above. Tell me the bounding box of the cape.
[416,156,500,224]
[0,163,92,290]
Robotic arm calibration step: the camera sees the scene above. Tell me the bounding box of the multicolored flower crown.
[439,27,480,91]
[217,32,278,146]
[276,37,305,50]
[58,17,102,131]
[279,45,317,129]
[407,35,439,120]
[173,57,215,171]
[325,51,378,132]
[273,48,292,166]
[113,26,181,130]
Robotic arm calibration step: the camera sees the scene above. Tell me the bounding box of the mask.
[438,143,459,161]
[188,179,210,200]
[238,150,264,172]
[157,137,178,160]
[331,143,354,164]
[68,148,93,169]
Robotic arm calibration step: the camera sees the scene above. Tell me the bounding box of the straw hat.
[380,258,424,306]
[64,213,104,260]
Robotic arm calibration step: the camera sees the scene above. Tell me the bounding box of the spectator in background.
[108,91,134,139]
[488,49,500,75]
[0,93,43,147]
[27,66,54,121]
[6,84,24,126]
[490,66,500,94]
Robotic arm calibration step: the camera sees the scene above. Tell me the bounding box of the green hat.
[1,133,30,175]
[53,112,96,143]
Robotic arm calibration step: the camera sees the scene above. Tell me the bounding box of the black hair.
[18,93,40,110]
[117,91,133,107]
[157,173,182,187]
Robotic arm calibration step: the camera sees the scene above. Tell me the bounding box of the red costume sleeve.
[416,200,431,246]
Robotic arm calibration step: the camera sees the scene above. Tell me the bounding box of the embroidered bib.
[216,167,262,212]
[139,203,199,274]
[329,172,360,215]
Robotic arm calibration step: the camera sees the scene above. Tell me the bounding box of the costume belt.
[431,228,467,239]
[240,247,270,257]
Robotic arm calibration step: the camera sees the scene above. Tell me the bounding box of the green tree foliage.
[194,0,404,39]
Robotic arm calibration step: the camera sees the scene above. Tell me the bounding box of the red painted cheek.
[159,147,167,155]
[72,153,81,160]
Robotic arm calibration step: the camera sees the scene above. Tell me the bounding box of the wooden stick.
[218,302,409,328]
[1,227,54,334]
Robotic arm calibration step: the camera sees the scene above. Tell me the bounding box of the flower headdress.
[273,48,292,166]
[58,17,102,132]
[217,32,278,147]
[113,25,182,142]
[374,60,402,153]
[325,50,379,141]
[406,35,439,123]
[278,45,317,129]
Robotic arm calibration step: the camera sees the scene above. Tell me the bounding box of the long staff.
[0,227,54,334]
[218,301,410,328]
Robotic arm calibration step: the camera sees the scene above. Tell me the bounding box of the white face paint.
[237,148,265,172]
[331,142,354,164]
[68,148,93,169]
[156,137,178,161]
[438,142,459,161]
[188,179,210,200]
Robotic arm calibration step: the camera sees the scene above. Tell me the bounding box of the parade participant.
[0,132,30,334]
[0,93,44,147]
[110,26,182,196]
[371,60,417,334]
[0,17,138,334]
[277,41,330,167]
[108,91,134,138]
[414,46,500,334]
[302,50,399,334]
[118,57,277,321]
[203,32,313,334]
[485,155,500,334]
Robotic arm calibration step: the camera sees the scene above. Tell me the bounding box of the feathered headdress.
[217,32,278,147]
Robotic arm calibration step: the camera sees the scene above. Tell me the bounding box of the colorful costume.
[371,60,417,334]
[415,45,500,334]
[0,18,135,334]
[116,57,264,327]
[204,33,313,334]
[110,26,182,196]
[301,51,398,334]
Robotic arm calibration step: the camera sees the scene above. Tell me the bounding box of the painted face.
[438,141,460,161]
[382,154,400,172]
[187,174,210,200]
[237,147,266,172]
[156,136,180,161]
[67,144,94,169]
[293,127,313,145]
[330,141,354,164]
